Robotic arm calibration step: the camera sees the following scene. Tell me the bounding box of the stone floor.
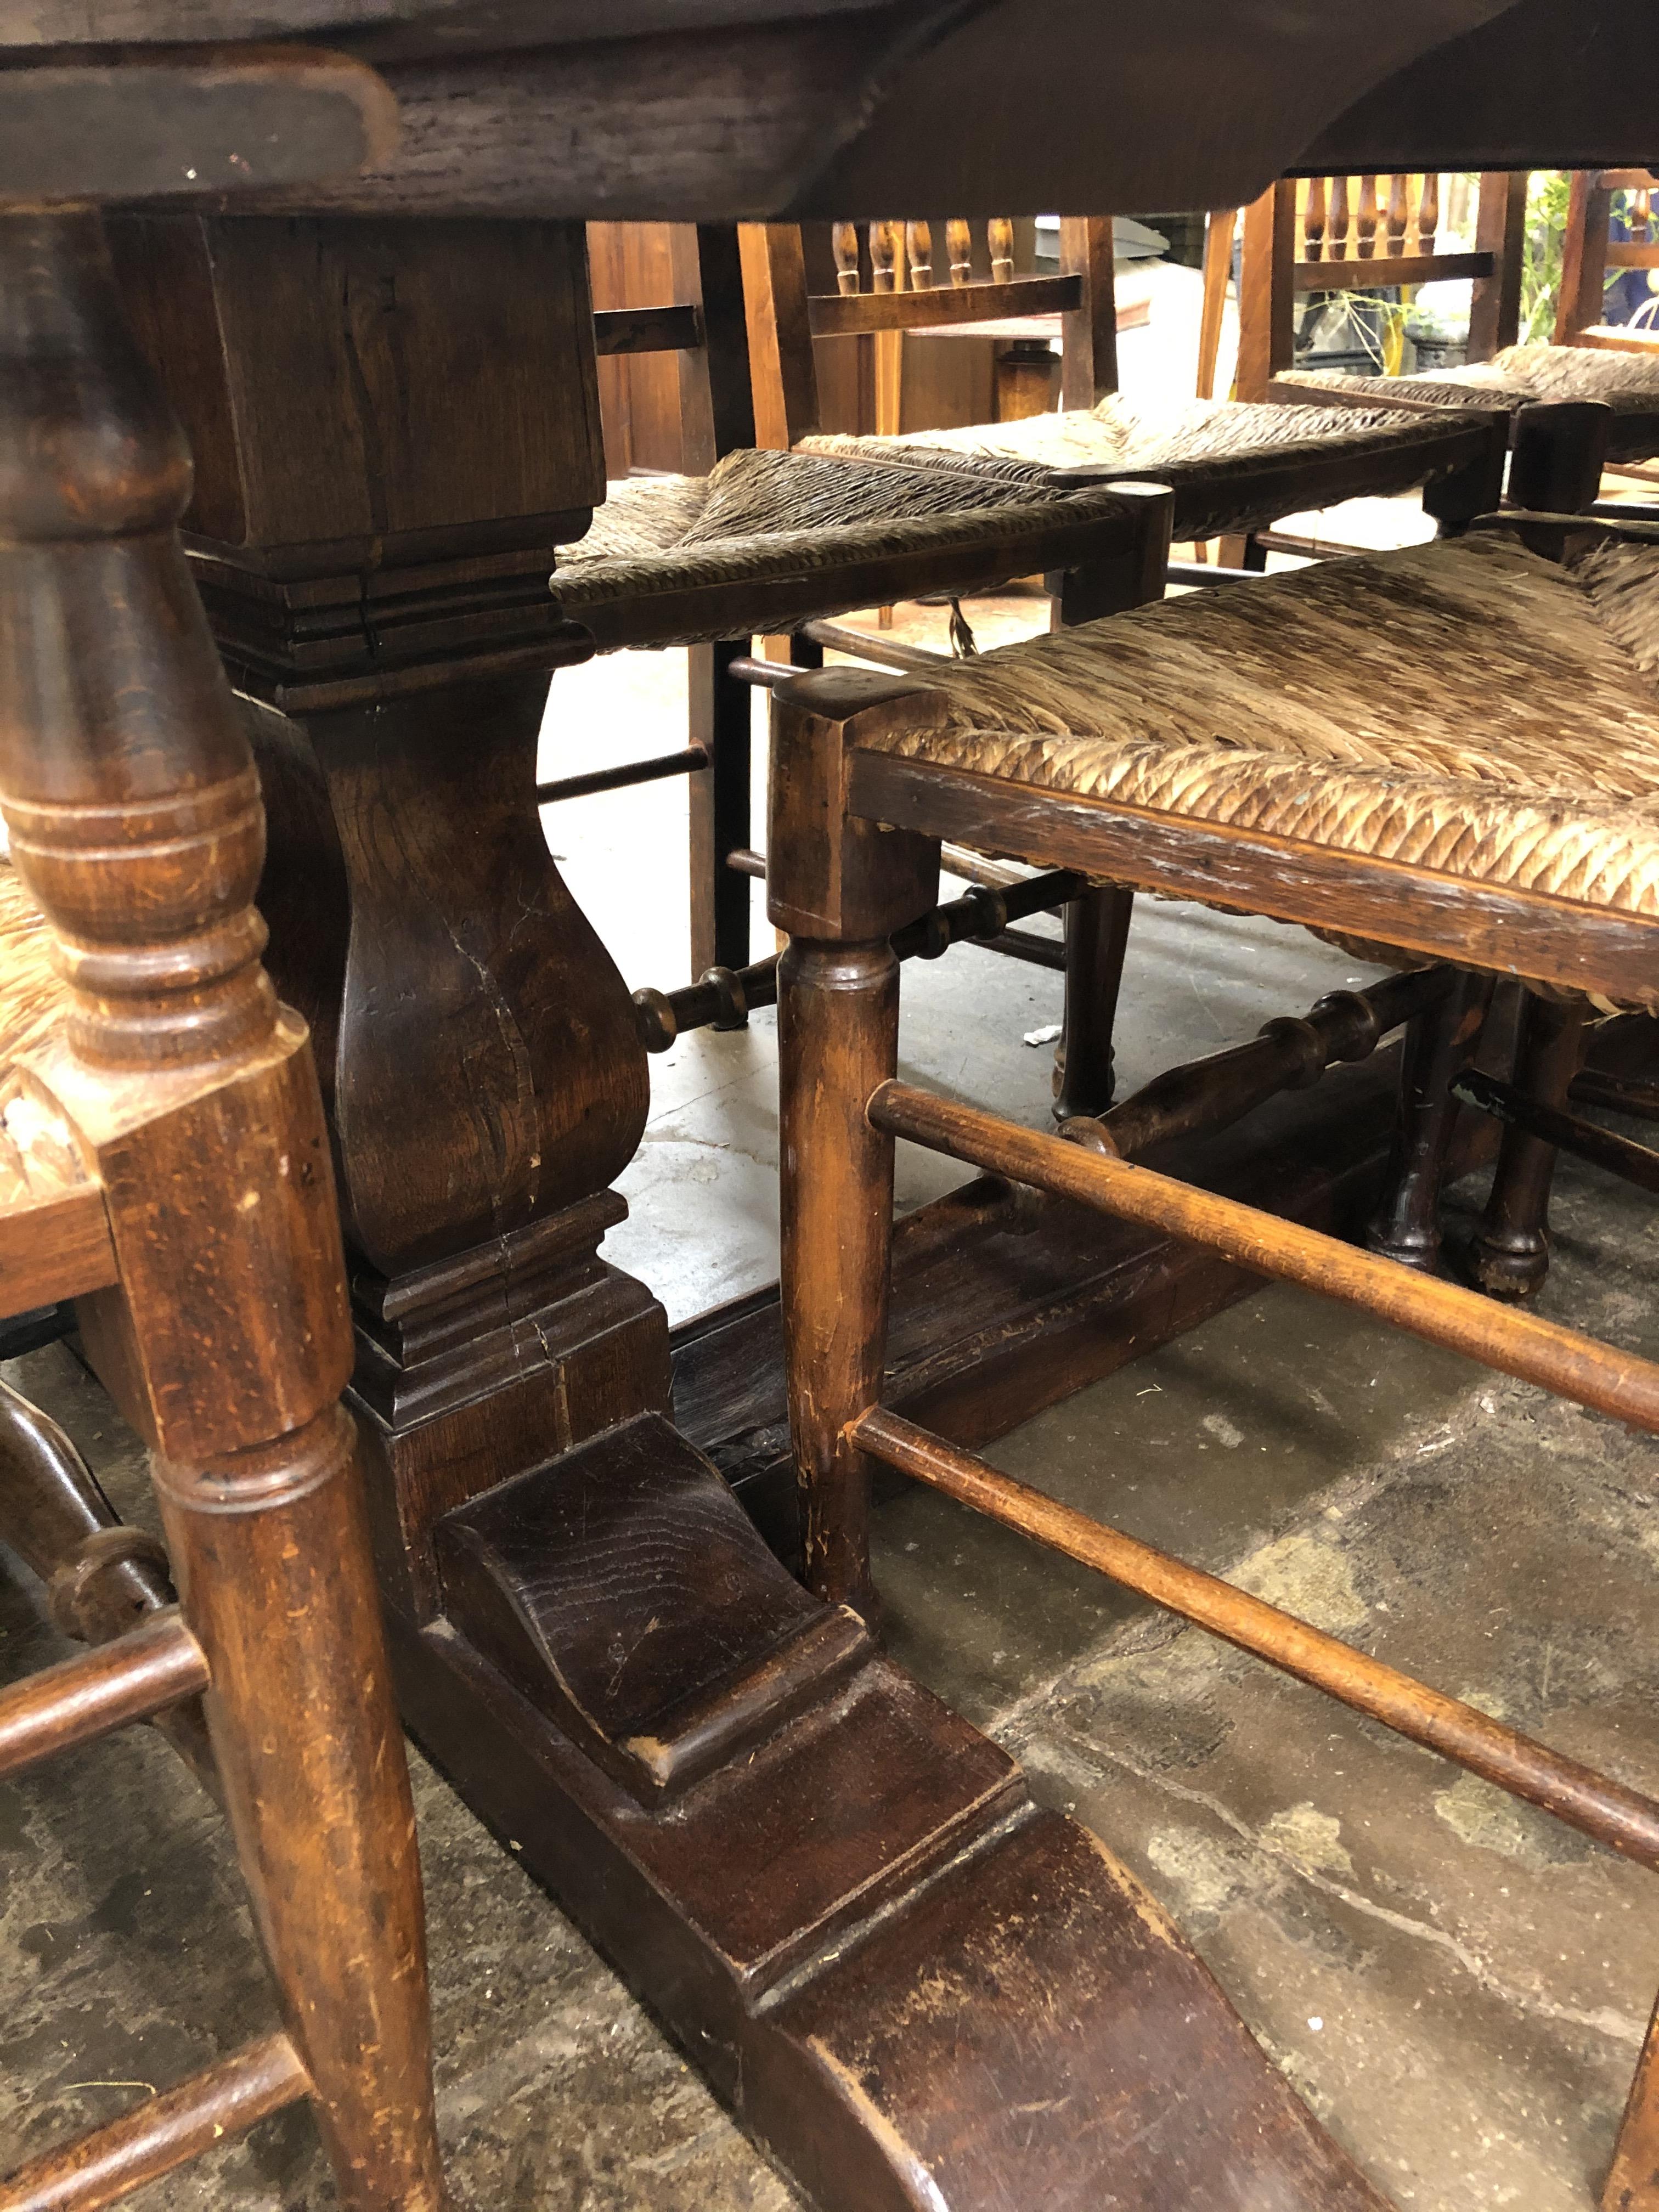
[5,516,1659,2205]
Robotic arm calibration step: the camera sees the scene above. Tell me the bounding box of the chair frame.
[1227,169,1527,405]
[1557,168,1659,355]
[763,538,1659,2210]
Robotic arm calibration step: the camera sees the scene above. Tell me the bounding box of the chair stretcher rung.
[0,2032,308,2212]
[866,1080,1659,1436]
[854,1407,1659,1872]
[0,1610,208,1780]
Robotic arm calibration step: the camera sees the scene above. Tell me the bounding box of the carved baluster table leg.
[0,210,448,2212]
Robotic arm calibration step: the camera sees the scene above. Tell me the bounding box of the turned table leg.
[0,209,448,2212]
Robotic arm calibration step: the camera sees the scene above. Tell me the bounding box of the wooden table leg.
[0,208,448,2212]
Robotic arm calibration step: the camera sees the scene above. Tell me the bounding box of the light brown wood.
[0,208,450,2212]
[866,1079,1659,1435]
[0,1610,208,1779]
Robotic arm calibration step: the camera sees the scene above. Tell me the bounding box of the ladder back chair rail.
[1558,170,1659,351]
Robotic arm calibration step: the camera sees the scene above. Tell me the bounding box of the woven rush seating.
[793,390,1499,543]
[1280,343,1659,464]
[844,531,1659,963]
[550,444,1143,650]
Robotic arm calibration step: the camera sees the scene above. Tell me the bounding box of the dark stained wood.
[672,223,759,470]
[537,742,709,805]
[0,208,449,2212]
[437,1413,870,1799]
[757,1805,1389,2211]
[386,1406,1392,2211]
[1098,967,1451,1164]
[109,214,602,580]
[566,490,1160,656]
[1469,169,1528,358]
[689,642,755,978]
[0,2034,310,2212]
[0,48,397,205]
[1235,180,1296,403]
[1058,215,1116,408]
[1053,889,1131,1120]
[777,937,906,1616]
[1468,991,1592,1300]
[1456,1066,1659,1194]
[0,1610,208,1779]
[1291,249,1491,289]
[846,748,1659,1011]
[855,1408,1659,1870]
[594,301,703,354]
[0,1181,116,1315]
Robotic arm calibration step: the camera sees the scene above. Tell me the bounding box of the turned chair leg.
[778,936,899,1616]
[1054,885,1133,1121]
[1046,508,1170,1125]
[1367,971,1494,1272]
[1468,991,1592,1302]
[689,637,753,981]
[1605,1995,1659,2212]
[0,210,448,2212]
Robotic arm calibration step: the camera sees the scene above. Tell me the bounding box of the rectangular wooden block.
[109,213,605,577]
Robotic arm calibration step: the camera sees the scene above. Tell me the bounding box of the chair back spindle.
[1227,171,1525,402]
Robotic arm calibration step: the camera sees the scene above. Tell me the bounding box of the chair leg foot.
[1366,972,1493,1273]
[1054,886,1132,1123]
[1466,992,1590,1302]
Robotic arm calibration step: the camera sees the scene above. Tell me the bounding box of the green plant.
[1517,169,1571,343]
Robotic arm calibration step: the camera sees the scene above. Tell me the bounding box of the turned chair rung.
[0,1610,209,1780]
[853,1407,1659,1872]
[535,742,709,804]
[0,2031,309,2212]
[634,870,1081,1049]
[866,1080,1659,1436]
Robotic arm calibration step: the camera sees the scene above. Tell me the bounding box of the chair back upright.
[741,217,1118,450]
[1216,172,1526,402]
[1556,170,1659,355]
[589,223,757,476]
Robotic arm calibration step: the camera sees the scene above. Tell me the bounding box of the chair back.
[1556,170,1659,356]
[741,218,1118,449]
[589,223,757,476]
[1212,172,1526,402]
